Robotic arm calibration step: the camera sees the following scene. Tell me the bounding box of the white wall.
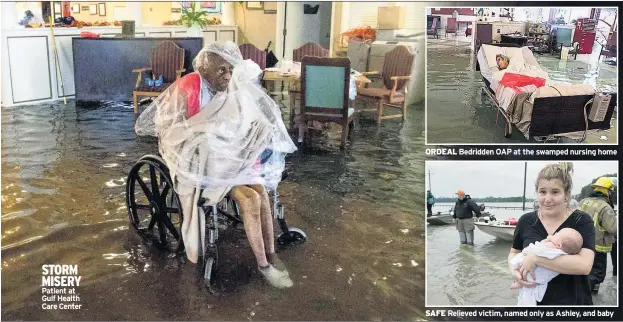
[281,1,331,60]
[342,2,427,104]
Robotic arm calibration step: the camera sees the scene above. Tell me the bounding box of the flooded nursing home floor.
[426,204,617,307]
[1,98,426,320]
[426,37,618,144]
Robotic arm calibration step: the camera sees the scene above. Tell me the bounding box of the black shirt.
[511,210,595,305]
[453,198,482,219]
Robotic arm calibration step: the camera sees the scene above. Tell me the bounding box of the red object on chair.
[465,27,472,37]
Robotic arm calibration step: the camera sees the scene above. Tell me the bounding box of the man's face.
[199,54,233,92]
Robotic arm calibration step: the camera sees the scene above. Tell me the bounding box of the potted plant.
[180,2,210,37]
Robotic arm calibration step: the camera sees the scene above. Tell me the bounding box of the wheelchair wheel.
[204,256,217,287]
[126,155,183,253]
[277,227,307,246]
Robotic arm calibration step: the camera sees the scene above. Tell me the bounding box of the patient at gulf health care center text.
[509,228,583,306]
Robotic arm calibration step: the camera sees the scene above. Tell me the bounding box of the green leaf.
[178,1,212,28]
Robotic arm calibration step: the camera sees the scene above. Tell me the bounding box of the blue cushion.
[305,65,347,109]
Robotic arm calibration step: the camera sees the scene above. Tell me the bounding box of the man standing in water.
[452,190,482,247]
[577,177,617,293]
[427,190,436,217]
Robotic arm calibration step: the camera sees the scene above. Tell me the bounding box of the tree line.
[434,196,535,203]
[574,173,617,205]
[432,174,617,205]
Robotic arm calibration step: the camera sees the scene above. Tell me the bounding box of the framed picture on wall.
[98,3,106,16]
[182,2,192,8]
[203,2,221,14]
[72,4,80,13]
[81,5,89,11]
[247,2,263,10]
[89,4,97,15]
[200,2,216,9]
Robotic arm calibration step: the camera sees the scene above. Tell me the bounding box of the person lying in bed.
[496,54,510,70]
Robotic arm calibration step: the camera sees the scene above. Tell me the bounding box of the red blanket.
[176,73,202,118]
[499,72,546,89]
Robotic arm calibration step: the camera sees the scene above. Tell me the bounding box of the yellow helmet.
[592,177,614,191]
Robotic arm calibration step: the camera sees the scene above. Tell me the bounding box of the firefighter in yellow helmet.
[577,177,617,293]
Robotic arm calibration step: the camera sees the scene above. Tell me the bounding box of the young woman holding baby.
[508,162,595,305]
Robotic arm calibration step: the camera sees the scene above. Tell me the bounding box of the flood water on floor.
[427,203,617,307]
[426,37,618,144]
[1,98,426,320]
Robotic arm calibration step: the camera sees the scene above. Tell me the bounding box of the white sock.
[259,264,293,289]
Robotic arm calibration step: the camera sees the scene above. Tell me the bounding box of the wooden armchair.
[132,41,185,113]
[290,42,330,111]
[300,56,356,149]
[355,45,414,124]
[599,31,617,61]
[239,43,267,89]
[427,17,439,39]
[446,18,458,38]
[239,43,267,70]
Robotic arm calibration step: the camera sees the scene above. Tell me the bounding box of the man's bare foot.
[510,281,521,289]
[259,264,293,289]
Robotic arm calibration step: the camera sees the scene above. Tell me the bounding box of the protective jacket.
[578,192,617,253]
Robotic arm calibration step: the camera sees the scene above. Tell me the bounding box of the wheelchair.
[125,154,307,289]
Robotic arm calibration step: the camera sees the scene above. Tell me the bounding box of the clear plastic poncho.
[135,41,297,264]
[135,41,297,199]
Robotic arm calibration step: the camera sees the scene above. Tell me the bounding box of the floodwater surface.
[1,99,425,320]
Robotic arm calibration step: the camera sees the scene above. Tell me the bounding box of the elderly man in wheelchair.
[130,41,305,290]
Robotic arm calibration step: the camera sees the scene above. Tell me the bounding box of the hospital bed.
[475,43,617,142]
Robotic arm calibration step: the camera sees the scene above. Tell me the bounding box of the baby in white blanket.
[509,228,583,306]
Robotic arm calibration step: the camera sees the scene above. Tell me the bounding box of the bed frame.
[475,43,617,142]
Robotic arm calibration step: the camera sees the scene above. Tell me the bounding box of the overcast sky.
[426,161,618,198]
